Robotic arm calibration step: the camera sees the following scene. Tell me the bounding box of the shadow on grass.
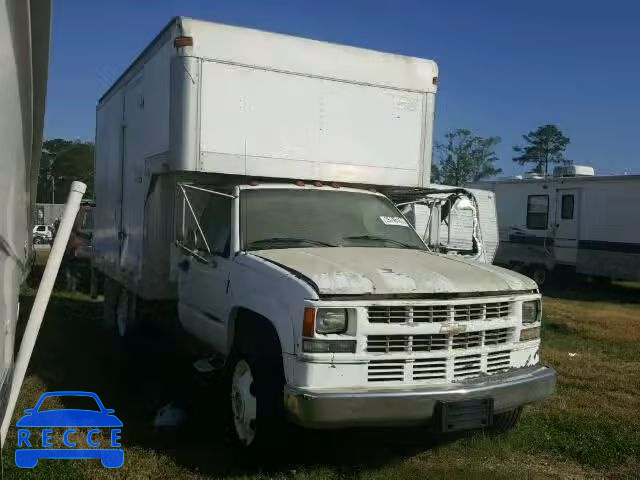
[14,292,464,477]
[542,276,640,305]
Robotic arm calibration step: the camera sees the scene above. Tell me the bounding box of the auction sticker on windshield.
[14,391,123,469]
[379,216,409,227]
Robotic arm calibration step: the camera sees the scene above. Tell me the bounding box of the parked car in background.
[32,225,53,244]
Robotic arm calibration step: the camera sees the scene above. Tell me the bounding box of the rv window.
[561,194,574,219]
[526,195,549,230]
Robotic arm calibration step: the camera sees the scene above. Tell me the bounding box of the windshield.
[241,189,427,251]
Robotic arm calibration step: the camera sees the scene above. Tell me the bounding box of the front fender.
[228,254,318,357]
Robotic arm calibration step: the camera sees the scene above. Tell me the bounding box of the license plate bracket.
[439,398,493,433]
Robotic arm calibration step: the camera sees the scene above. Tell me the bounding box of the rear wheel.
[492,407,522,432]
[116,289,131,337]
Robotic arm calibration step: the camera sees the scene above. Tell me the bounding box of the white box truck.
[94,17,555,452]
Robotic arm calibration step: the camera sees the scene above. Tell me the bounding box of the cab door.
[176,189,234,355]
[554,188,580,265]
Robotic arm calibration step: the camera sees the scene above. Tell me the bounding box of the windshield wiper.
[342,235,423,250]
[247,237,337,249]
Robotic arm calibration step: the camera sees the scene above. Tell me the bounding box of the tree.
[38,139,95,203]
[512,124,571,176]
[434,129,502,186]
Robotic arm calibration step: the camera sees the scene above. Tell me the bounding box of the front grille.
[413,305,451,323]
[454,354,482,379]
[485,302,511,320]
[367,301,512,323]
[364,300,518,384]
[484,328,513,345]
[368,360,404,382]
[367,306,409,323]
[452,331,483,349]
[366,334,448,353]
[487,350,511,373]
[413,358,447,381]
[367,328,513,353]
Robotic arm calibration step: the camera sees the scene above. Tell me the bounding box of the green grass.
[2,281,639,479]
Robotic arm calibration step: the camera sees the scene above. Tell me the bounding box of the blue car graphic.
[15,391,123,468]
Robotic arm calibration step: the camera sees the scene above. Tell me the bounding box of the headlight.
[315,308,348,334]
[522,300,541,324]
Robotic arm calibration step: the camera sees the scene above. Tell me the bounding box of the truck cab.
[172,182,554,447]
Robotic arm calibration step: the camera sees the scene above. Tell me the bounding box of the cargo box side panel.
[198,61,428,187]
[141,173,177,298]
[94,90,124,279]
[95,35,174,297]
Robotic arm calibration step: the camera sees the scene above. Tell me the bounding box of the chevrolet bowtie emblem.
[439,324,467,335]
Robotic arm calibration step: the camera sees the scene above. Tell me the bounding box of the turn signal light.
[303,308,315,337]
[520,327,540,342]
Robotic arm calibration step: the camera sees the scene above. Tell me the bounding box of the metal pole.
[0,181,86,446]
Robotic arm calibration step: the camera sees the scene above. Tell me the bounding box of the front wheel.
[492,407,522,432]
[225,326,286,458]
[230,358,258,446]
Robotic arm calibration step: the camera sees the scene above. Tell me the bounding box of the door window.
[561,194,574,219]
[176,185,232,258]
[526,195,549,230]
[199,196,231,257]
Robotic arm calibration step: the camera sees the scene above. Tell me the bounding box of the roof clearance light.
[174,36,193,48]
[432,76,439,85]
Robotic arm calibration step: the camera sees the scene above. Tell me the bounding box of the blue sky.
[46,0,640,176]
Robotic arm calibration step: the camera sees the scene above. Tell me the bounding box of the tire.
[531,266,547,288]
[103,276,120,331]
[492,407,522,432]
[225,318,286,459]
[115,288,141,338]
[90,268,99,299]
[104,278,139,339]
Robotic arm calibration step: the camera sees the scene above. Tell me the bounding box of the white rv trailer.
[474,166,640,284]
[94,17,554,452]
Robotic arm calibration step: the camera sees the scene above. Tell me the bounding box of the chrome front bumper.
[284,365,556,429]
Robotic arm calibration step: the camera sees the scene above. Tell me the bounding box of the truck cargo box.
[97,17,437,186]
[94,17,438,297]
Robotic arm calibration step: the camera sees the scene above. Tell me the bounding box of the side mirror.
[24,408,35,415]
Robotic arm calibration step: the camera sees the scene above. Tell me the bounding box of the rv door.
[554,188,580,265]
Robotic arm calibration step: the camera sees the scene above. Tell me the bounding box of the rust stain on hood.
[250,247,536,295]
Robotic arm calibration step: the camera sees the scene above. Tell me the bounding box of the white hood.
[251,247,537,296]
